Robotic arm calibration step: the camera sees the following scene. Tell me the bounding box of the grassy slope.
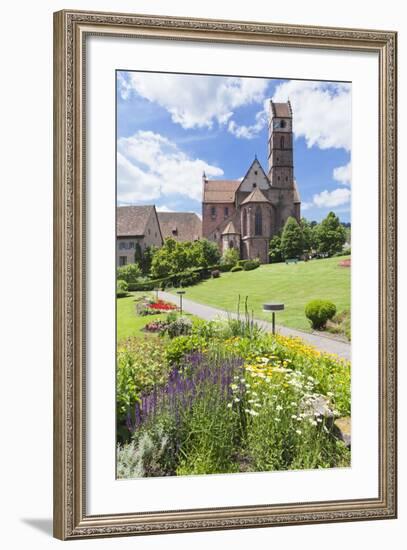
[172,257,350,332]
[117,292,196,342]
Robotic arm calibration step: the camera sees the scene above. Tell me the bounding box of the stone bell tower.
[268,100,294,188]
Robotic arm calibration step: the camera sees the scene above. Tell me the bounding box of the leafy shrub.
[150,238,220,278]
[177,268,201,287]
[231,265,243,272]
[191,319,223,339]
[117,263,142,283]
[242,259,260,271]
[219,263,234,272]
[163,317,193,339]
[211,269,220,278]
[166,311,178,323]
[305,299,337,330]
[165,335,207,365]
[144,320,170,333]
[221,247,239,266]
[116,279,128,297]
[128,278,163,292]
[116,338,169,442]
[117,428,169,479]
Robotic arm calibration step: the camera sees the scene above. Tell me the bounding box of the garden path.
[158,291,351,361]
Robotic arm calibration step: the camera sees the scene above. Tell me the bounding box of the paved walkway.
[158,291,351,361]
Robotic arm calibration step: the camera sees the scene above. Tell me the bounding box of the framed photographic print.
[53,9,397,540]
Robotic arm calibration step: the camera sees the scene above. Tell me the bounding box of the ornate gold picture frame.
[53,9,397,540]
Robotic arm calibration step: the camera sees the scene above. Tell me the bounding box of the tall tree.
[281,217,304,259]
[300,218,314,253]
[269,234,283,263]
[313,212,347,256]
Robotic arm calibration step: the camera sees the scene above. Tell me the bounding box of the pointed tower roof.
[221,220,239,235]
[241,187,271,205]
[293,180,301,203]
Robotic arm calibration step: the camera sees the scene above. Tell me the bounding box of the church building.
[202,100,301,263]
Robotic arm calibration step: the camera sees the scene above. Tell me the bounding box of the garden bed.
[117,314,351,478]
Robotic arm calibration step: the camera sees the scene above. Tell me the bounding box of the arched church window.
[229,240,234,249]
[243,208,248,237]
[280,136,285,149]
[255,206,262,236]
[280,120,286,128]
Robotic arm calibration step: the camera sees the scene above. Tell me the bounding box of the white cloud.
[228,108,267,139]
[333,162,351,186]
[301,201,314,211]
[226,81,351,149]
[155,205,173,212]
[273,81,351,151]
[312,188,351,208]
[117,130,223,203]
[118,72,268,130]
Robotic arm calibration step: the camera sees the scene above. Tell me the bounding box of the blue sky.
[117,72,351,223]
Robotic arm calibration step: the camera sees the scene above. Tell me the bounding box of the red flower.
[148,300,177,311]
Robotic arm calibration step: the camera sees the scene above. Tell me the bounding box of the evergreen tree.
[313,212,347,256]
[281,217,304,259]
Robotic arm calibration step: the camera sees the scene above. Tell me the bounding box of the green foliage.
[177,268,201,287]
[195,238,221,268]
[305,299,337,330]
[175,385,239,476]
[219,263,235,272]
[150,238,220,279]
[327,309,351,341]
[313,212,347,257]
[221,247,239,266]
[163,317,193,339]
[269,234,283,263]
[165,335,207,366]
[230,265,243,272]
[134,242,143,267]
[117,263,142,283]
[300,218,314,253]
[243,367,349,471]
[242,259,260,271]
[140,245,157,275]
[116,279,128,297]
[117,427,170,479]
[116,338,169,442]
[281,216,304,259]
[117,309,351,475]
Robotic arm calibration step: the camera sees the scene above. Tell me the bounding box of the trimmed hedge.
[218,263,235,272]
[127,259,259,291]
[128,264,218,291]
[242,259,260,271]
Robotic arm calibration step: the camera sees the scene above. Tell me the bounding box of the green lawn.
[171,257,350,332]
[117,291,196,342]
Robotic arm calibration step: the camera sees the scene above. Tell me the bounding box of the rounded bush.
[305,299,337,330]
[219,263,234,272]
[230,265,243,272]
[211,269,220,278]
[116,279,129,297]
[242,259,260,271]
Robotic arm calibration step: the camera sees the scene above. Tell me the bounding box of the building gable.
[237,158,270,192]
[157,212,202,242]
